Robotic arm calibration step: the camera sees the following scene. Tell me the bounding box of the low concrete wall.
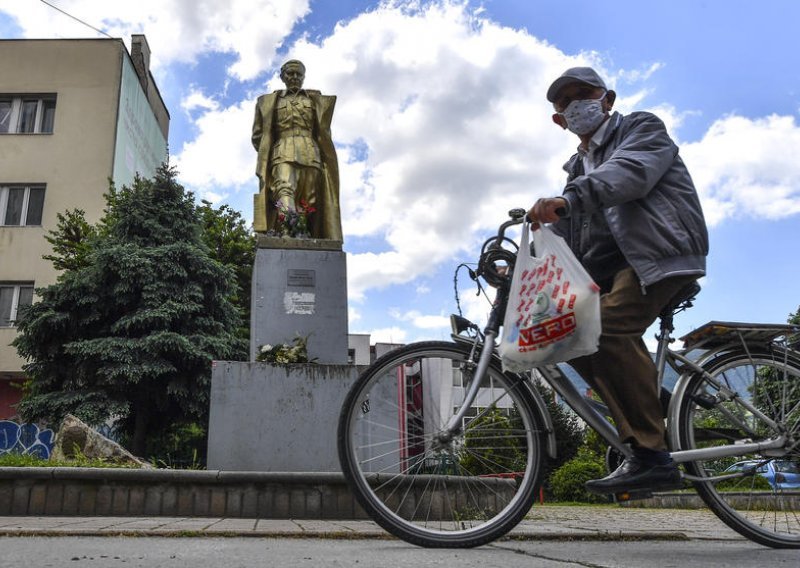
[0,468,516,520]
[0,468,366,519]
[620,491,800,509]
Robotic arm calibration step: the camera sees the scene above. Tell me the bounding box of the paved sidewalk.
[0,505,744,542]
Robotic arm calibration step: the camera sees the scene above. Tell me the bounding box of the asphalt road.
[1,536,798,568]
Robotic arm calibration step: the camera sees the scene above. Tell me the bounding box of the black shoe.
[585,457,683,494]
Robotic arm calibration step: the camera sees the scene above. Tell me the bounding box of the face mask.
[559,92,607,136]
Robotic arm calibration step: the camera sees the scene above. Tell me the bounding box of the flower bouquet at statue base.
[498,224,601,372]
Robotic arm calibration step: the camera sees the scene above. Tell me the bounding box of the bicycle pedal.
[614,490,653,502]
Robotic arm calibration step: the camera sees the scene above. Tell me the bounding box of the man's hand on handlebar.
[526,197,567,228]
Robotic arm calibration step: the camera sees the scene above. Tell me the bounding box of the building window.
[0,283,34,327]
[0,95,57,134]
[1,185,46,226]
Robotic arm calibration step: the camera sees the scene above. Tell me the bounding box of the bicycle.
[337,208,800,549]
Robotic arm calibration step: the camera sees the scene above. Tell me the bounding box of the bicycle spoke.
[338,342,543,547]
[678,347,800,548]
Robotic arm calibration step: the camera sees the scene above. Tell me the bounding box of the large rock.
[51,414,152,468]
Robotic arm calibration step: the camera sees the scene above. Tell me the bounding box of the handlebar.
[491,208,526,249]
[477,206,568,288]
[493,205,566,248]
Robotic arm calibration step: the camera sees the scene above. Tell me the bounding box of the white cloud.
[681,114,800,226]
[364,326,408,345]
[615,62,664,85]
[8,0,799,313]
[200,190,227,205]
[181,89,220,114]
[172,98,255,196]
[274,1,596,300]
[389,309,450,330]
[1,0,309,79]
[455,282,496,330]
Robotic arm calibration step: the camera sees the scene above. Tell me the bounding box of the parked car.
[723,460,800,490]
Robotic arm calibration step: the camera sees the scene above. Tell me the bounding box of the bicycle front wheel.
[337,341,545,548]
[676,347,800,548]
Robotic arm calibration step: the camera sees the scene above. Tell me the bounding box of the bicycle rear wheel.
[676,347,800,548]
[337,341,545,548]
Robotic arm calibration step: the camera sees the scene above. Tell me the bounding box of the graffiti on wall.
[0,420,54,459]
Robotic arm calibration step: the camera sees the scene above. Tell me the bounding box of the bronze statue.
[251,60,342,241]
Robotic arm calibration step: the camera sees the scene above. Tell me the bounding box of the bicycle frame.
[450,213,794,483]
[450,307,789,484]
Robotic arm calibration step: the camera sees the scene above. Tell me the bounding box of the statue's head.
[280,60,306,93]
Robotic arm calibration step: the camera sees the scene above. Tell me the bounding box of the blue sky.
[3,0,800,348]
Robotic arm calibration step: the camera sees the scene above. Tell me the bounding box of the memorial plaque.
[287,268,316,288]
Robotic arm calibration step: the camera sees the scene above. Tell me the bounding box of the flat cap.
[547,67,607,102]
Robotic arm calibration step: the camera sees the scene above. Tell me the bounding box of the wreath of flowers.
[256,334,315,364]
[271,199,316,238]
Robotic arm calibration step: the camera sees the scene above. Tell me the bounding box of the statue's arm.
[251,99,263,151]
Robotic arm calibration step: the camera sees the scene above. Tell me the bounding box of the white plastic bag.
[498,223,601,372]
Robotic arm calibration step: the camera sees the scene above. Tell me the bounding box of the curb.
[0,468,365,519]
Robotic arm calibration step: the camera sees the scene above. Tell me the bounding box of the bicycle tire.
[337,341,545,548]
[676,347,800,548]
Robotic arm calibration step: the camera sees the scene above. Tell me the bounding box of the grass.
[0,453,139,469]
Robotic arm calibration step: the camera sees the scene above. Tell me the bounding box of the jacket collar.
[278,89,309,98]
[598,111,622,148]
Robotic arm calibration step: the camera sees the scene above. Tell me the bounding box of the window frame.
[0,184,46,226]
[0,94,57,134]
[0,282,35,327]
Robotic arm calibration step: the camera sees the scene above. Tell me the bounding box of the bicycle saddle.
[660,280,701,318]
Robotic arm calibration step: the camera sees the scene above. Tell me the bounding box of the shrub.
[549,449,608,503]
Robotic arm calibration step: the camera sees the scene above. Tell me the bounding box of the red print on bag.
[568,294,577,309]
[551,284,560,299]
[557,298,566,313]
[518,312,577,349]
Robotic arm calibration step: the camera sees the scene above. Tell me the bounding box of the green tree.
[532,377,585,494]
[43,195,256,342]
[13,165,246,457]
[746,305,800,439]
[459,407,526,475]
[196,200,256,338]
[42,209,98,273]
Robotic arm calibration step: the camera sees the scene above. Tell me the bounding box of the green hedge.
[549,450,608,504]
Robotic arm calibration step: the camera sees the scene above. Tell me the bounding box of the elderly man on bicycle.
[527,67,709,494]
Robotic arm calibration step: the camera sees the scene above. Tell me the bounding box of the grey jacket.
[553,111,708,288]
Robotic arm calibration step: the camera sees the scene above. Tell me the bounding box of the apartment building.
[0,35,169,418]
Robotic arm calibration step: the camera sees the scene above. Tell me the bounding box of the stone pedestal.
[250,237,348,364]
[207,362,359,471]
[208,237,353,472]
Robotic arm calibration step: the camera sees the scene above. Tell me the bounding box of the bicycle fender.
[512,371,558,460]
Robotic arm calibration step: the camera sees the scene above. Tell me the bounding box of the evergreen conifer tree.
[14,165,246,457]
